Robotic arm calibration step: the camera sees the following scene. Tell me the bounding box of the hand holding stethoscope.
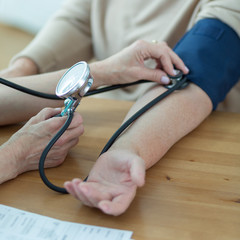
[90,40,189,88]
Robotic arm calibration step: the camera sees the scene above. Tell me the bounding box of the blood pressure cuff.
[173,18,240,110]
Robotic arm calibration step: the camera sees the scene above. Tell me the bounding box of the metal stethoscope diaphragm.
[55,61,93,116]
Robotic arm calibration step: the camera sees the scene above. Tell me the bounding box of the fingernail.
[173,69,179,75]
[185,66,189,73]
[161,76,170,84]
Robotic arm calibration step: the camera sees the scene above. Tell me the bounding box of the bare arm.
[64,83,212,215]
[111,83,212,168]
[0,71,65,125]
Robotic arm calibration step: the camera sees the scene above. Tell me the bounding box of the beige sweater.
[12,0,240,110]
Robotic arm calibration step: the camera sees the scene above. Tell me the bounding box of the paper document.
[0,204,133,240]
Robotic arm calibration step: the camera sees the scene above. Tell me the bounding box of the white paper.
[0,204,133,240]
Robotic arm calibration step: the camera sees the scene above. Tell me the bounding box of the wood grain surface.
[0,98,239,240]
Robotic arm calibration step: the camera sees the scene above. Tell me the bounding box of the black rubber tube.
[1,76,189,193]
[0,77,149,98]
[38,110,74,194]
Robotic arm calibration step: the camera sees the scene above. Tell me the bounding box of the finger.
[137,67,170,84]
[67,112,83,129]
[42,112,83,139]
[27,111,68,134]
[46,112,83,138]
[29,108,62,124]
[142,41,175,76]
[41,116,68,134]
[159,53,175,77]
[169,51,189,75]
[98,191,136,216]
[64,178,91,205]
[74,182,113,207]
[64,181,79,198]
[71,180,94,207]
[148,42,189,76]
[55,125,83,146]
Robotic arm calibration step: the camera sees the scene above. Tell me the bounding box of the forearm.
[90,61,119,89]
[0,71,65,125]
[0,59,128,125]
[110,83,212,169]
[0,62,119,125]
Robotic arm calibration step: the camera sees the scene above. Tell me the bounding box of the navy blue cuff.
[174,18,240,110]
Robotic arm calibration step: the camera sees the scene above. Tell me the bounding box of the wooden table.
[0,97,239,240]
[0,23,33,69]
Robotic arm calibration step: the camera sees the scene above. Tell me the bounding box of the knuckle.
[135,39,146,46]
[160,54,168,62]
[159,42,171,53]
[55,137,66,147]
[133,39,146,49]
[152,70,162,81]
[133,69,143,80]
[40,107,52,116]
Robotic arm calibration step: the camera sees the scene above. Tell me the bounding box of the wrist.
[89,60,120,89]
[0,141,20,183]
[4,130,32,173]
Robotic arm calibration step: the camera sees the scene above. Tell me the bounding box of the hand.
[6,107,84,175]
[64,149,146,216]
[92,40,189,87]
[0,57,38,78]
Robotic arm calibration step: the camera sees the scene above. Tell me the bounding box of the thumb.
[34,109,68,133]
[130,157,146,187]
[139,67,170,85]
[30,107,62,123]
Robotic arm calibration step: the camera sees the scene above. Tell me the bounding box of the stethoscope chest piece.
[56,61,93,100]
[166,69,188,90]
[56,61,93,116]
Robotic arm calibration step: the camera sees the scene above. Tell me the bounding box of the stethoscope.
[0,61,189,193]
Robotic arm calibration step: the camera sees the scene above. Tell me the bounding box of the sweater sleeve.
[189,0,240,37]
[11,0,93,73]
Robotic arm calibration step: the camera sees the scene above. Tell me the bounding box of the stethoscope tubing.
[0,76,189,193]
[39,110,74,194]
[0,77,149,99]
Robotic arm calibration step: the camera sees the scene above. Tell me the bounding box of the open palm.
[64,149,146,216]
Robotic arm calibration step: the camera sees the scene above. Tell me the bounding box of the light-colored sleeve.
[188,0,240,113]
[189,0,240,37]
[11,0,93,73]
